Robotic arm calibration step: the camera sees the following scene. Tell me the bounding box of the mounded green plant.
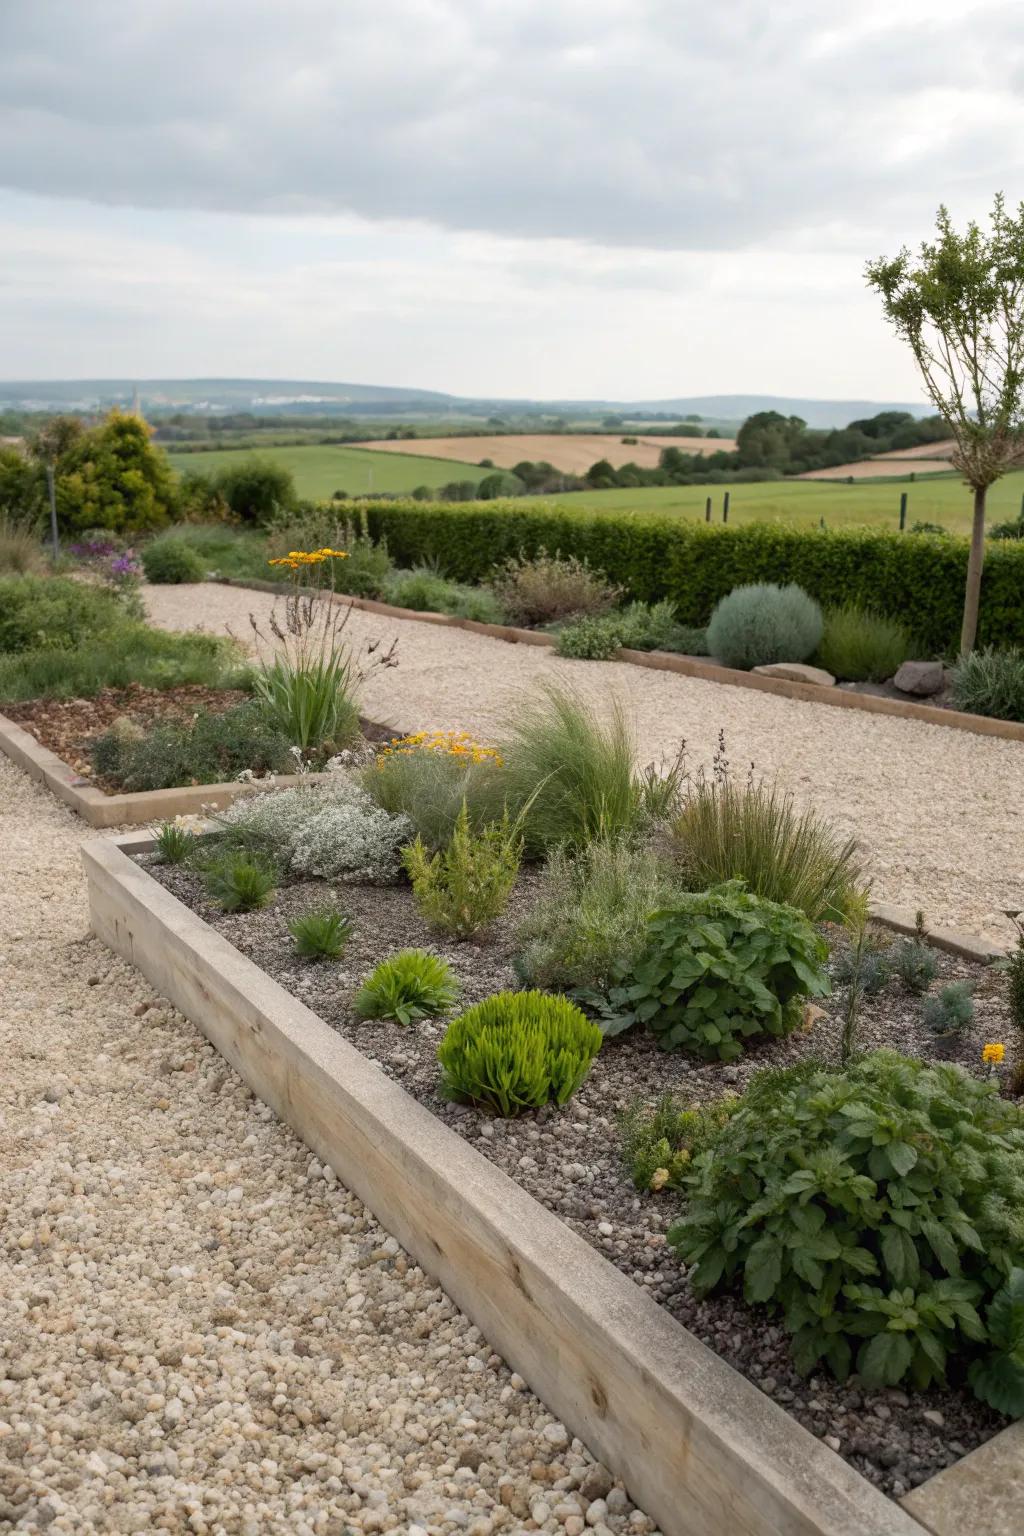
[950,646,1024,723]
[669,1051,1024,1413]
[513,837,681,992]
[90,702,293,792]
[153,821,197,865]
[141,538,206,584]
[816,604,913,682]
[496,682,644,854]
[203,851,278,913]
[355,949,458,1025]
[364,733,505,849]
[923,981,975,1041]
[0,575,128,654]
[287,905,353,960]
[619,1092,737,1194]
[556,601,709,661]
[253,655,360,753]
[833,943,890,996]
[403,803,521,939]
[437,990,602,1116]
[386,565,505,624]
[671,743,864,923]
[706,582,823,670]
[490,549,620,627]
[619,881,830,1059]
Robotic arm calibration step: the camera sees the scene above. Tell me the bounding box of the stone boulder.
[893,660,945,696]
[751,662,835,687]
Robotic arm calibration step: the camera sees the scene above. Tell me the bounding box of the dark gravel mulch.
[143,856,1013,1500]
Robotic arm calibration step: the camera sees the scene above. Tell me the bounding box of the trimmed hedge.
[358,499,1024,655]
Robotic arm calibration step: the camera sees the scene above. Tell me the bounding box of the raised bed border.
[83,830,1023,1536]
[0,710,331,828]
[217,576,1024,745]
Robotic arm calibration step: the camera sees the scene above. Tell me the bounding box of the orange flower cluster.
[268,547,350,571]
[377,729,503,767]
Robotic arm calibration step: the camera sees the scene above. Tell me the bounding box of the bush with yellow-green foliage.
[438,990,601,1116]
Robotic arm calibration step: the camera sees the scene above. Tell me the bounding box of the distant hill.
[0,378,929,431]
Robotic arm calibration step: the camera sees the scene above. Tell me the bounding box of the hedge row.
[359,499,1024,655]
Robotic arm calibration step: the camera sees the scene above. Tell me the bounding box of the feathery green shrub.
[438,990,601,1116]
[950,647,1024,722]
[706,583,823,670]
[816,604,912,682]
[403,803,521,938]
[288,906,353,959]
[203,850,278,912]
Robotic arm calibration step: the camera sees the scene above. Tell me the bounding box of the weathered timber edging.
[215,576,1024,744]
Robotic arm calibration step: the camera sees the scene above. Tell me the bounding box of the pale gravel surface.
[0,757,658,1536]
[146,582,1024,945]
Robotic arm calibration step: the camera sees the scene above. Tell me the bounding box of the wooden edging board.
[0,711,330,828]
[84,829,1005,1536]
[216,576,1024,744]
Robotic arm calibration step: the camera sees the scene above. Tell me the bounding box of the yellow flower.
[982,1042,1005,1064]
[649,1168,670,1192]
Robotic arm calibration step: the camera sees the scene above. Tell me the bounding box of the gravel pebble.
[0,757,659,1535]
[145,582,1024,944]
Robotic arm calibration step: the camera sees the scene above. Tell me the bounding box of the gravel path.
[146,582,1024,944]
[0,758,658,1535]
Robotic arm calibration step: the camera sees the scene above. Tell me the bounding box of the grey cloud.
[1,0,1023,249]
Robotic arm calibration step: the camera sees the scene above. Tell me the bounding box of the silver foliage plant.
[220,778,412,884]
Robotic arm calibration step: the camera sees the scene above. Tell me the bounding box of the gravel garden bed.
[142,850,1015,1503]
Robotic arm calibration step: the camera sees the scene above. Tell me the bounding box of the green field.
[166,443,488,499]
[545,472,1024,537]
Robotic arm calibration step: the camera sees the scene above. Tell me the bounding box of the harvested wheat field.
[362,433,735,475]
[795,457,956,480]
[872,440,956,461]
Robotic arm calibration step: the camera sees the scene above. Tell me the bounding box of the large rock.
[751,662,835,687]
[893,660,945,696]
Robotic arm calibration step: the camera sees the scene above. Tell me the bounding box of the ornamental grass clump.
[496,682,642,854]
[403,802,521,938]
[203,850,277,913]
[621,881,830,1060]
[355,949,459,1025]
[366,730,504,848]
[513,837,681,992]
[671,735,864,923]
[438,991,602,1116]
[669,1051,1024,1413]
[950,647,1024,723]
[816,604,912,683]
[153,821,197,865]
[706,582,823,670]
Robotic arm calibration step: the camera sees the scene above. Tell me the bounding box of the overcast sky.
[2,0,1023,400]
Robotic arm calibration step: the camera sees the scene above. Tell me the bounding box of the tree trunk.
[959,484,987,654]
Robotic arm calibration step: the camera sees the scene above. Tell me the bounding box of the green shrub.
[495,682,644,854]
[816,604,913,682]
[90,702,293,791]
[923,981,975,1042]
[154,822,197,865]
[669,1052,1024,1411]
[437,990,602,1116]
[141,538,206,584]
[268,507,391,597]
[556,603,709,660]
[514,838,680,992]
[203,851,277,912]
[354,500,1024,656]
[671,753,863,923]
[218,780,412,885]
[252,656,360,753]
[364,732,505,849]
[833,944,890,996]
[950,647,1024,722]
[403,803,521,938]
[216,458,298,525]
[386,566,506,624]
[490,549,620,626]
[0,575,127,654]
[0,514,43,574]
[891,916,940,995]
[0,625,244,704]
[707,582,823,670]
[150,523,275,583]
[288,905,353,959]
[622,881,830,1059]
[355,949,459,1024]
[620,1092,737,1193]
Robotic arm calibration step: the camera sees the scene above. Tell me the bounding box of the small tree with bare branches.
[866,196,1024,652]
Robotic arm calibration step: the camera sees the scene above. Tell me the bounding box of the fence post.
[723,492,730,524]
[899,491,908,531]
[46,464,59,561]
[705,496,711,523]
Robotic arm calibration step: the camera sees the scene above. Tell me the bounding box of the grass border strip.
[83,829,929,1536]
[214,577,1024,743]
[0,711,328,828]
